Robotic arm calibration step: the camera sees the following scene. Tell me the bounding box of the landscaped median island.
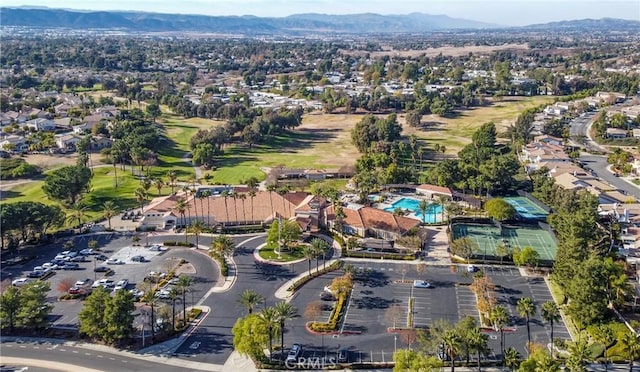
[306,273,354,333]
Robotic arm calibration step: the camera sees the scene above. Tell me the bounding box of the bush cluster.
[287,260,343,292]
[209,251,229,276]
[308,293,346,332]
[163,241,195,247]
[343,251,416,260]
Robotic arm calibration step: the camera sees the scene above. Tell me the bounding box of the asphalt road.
[568,111,607,152]
[579,153,640,200]
[0,341,186,372]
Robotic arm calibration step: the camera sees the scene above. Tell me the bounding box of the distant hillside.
[0,7,497,33]
[1,7,637,34]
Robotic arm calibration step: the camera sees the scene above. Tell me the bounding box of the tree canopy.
[484,198,516,221]
[42,165,92,205]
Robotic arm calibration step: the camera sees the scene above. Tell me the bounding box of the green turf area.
[258,245,305,262]
[451,223,558,261]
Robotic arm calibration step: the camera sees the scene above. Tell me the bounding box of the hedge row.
[209,251,229,276]
[308,292,347,332]
[163,241,195,247]
[287,260,343,292]
[343,251,416,260]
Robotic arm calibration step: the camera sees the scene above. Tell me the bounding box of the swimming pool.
[383,197,443,223]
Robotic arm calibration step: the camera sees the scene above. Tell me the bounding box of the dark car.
[131,255,146,262]
[94,266,110,272]
[62,263,80,270]
[70,256,86,262]
[337,349,349,363]
[95,254,108,261]
[320,292,335,301]
[27,270,45,278]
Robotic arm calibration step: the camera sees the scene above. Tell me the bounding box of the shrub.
[343,251,416,260]
[0,158,40,179]
[189,308,202,319]
[308,290,348,332]
[163,241,194,247]
[287,260,343,292]
[209,251,229,276]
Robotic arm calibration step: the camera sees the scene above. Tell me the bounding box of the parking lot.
[288,263,570,363]
[4,233,219,331]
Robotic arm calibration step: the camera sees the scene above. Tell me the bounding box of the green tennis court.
[451,223,557,261]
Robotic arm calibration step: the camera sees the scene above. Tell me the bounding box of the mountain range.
[1,7,638,34]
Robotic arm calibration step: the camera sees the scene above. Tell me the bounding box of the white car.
[413,280,434,288]
[42,263,59,270]
[75,278,91,287]
[12,278,34,287]
[54,254,67,261]
[92,279,115,288]
[79,248,94,255]
[114,279,129,291]
[106,258,125,265]
[467,265,479,273]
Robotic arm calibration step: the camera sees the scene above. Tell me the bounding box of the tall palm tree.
[176,275,192,325]
[238,289,265,315]
[67,202,89,229]
[196,191,206,225]
[221,190,231,227]
[166,170,177,193]
[516,297,536,346]
[102,200,117,230]
[267,184,276,219]
[201,190,212,226]
[468,327,488,371]
[489,305,509,363]
[187,220,205,247]
[258,306,279,363]
[212,234,236,256]
[277,186,290,217]
[238,193,247,225]
[541,300,561,357]
[310,238,330,271]
[248,190,256,225]
[154,178,165,196]
[503,347,521,371]
[437,195,449,222]
[231,191,239,224]
[111,149,119,188]
[301,245,315,274]
[168,287,180,331]
[134,187,147,212]
[620,331,640,372]
[442,329,461,372]
[174,198,187,229]
[274,301,298,363]
[142,288,158,342]
[418,199,429,224]
[182,186,193,223]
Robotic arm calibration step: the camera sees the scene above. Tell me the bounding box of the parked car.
[75,278,91,287]
[129,289,144,300]
[12,278,35,287]
[320,292,335,301]
[131,255,146,262]
[94,266,110,272]
[54,254,67,261]
[70,256,87,262]
[62,263,80,270]
[95,254,109,261]
[114,279,129,291]
[413,280,434,288]
[68,286,90,295]
[92,279,114,288]
[287,343,302,363]
[79,248,94,255]
[62,251,78,258]
[467,265,479,273]
[167,277,180,285]
[27,270,45,278]
[106,258,125,265]
[42,263,60,270]
[148,244,162,251]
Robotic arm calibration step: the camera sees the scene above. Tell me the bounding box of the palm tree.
[134,187,147,212]
[267,184,276,218]
[238,289,265,315]
[176,275,192,325]
[154,178,165,196]
[418,199,429,224]
[102,200,117,230]
[182,186,193,222]
[442,329,461,372]
[301,245,315,274]
[67,202,89,228]
[221,190,231,227]
[196,191,206,225]
[277,186,290,217]
[274,301,298,363]
[503,347,521,371]
[489,305,509,363]
[201,190,212,226]
[231,191,239,225]
[541,301,561,357]
[248,190,256,225]
[238,193,247,225]
[516,297,536,347]
[620,331,640,372]
[258,306,279,363]
[142,288,158,341]
[468,327,488,371]
[168,287,180,331]
[174,198,187,229]
[166,170,177,193]
[437,195,449,222]
[310,238,330,271]
[187,220,205,247]
[212,234,236,256]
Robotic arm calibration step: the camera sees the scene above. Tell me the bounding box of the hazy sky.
[3,0,640,26]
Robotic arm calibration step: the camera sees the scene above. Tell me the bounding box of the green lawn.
[258,244,305,262]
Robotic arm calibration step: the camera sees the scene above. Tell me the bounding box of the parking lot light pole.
[394,335,397,354]
[93,257,97,281]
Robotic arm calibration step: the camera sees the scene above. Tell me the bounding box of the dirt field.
[341,43,529,58]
